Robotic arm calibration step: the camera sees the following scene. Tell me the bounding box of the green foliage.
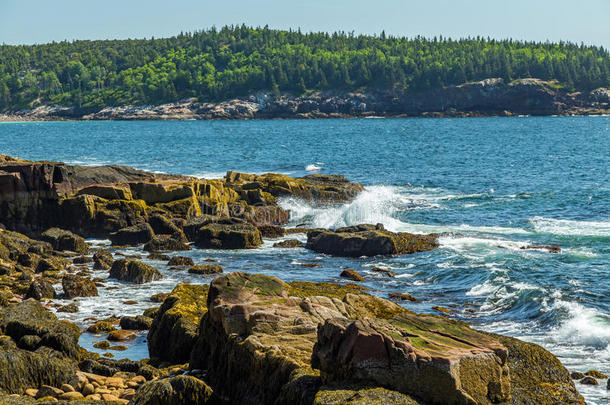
[0,25,608,110]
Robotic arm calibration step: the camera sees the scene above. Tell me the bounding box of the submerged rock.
[188,264,223,275]
[273,239,303,248]
[306,224,438,257]
[109,259,162,284]
[167,256,194,267]
[340,269,364,282]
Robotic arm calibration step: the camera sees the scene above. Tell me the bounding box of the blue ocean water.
[1,117,609,403]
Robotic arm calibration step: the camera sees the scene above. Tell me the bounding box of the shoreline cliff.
[2,78,609,122]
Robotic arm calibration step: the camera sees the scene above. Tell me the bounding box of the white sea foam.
[548,301,610,349]
[530,216,610,237]
[305,163,322,172]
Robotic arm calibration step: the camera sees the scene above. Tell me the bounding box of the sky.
[1,0,609,49]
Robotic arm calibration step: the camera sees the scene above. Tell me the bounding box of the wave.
[548,301,610,349]
[305,163,322,172]
[530,216,610,237]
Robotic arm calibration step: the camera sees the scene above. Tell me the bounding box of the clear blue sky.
[1,0,609,48]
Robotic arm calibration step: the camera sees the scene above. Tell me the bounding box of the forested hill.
[1,25,609,111]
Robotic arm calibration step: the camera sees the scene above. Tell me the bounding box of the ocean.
[1,116,608,403]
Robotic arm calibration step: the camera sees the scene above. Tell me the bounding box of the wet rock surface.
[306,224,439,257]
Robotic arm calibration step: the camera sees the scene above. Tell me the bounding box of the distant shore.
[2,78,608,122]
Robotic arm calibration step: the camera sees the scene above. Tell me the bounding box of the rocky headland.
[0,155,605,404]
[1,79,609,122]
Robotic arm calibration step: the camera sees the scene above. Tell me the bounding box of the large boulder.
[0,300,81,359]
[306,224,438,257]
[192,218,262,249]
[190,272,406,405]
[108,223,154,246]
[130,375,213,405]
[40,228,88,254]
[148,283,208,364]
[62,274,98,298]
[312,315,511,405]
[109,259,162,284]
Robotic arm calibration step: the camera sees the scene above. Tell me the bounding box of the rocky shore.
[1,78,609,121]
[0,155,606,404]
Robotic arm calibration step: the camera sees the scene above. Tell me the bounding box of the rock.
[62,274,98,298]
[148,214,183,236]
[92,249,113,270]
[148,253,171,261]
[570,371,585,380]
[108,330,136,341]
[0,300,81,359]
[0,302,80,394]
[148,283,208,364]
[273,239,303,248]
[143,235,191,252]
[520,244,562,253]
[607,378,610,390]
[82,383,95,396]
[192,218,262,249]
[370,267,397,277]
[130,375,213,405]
[35,256,68,273]
[187,265,223,275]
[87,321,117,333]
[40,228,88,253]
[432,305,452,314]
[25,279,56,300]
[120,316,153,331]
[314,385,421,404]
[580,376,598,385]
[313,314,511,405]
[257,224,285,238]
[72,255,93,264]
[77,183,133,200]
[25,388,38,397]
[306,224,439,257]
[36,385,64,398]
[388,292,418,302]
[190,272,406,405]
[167,256,194,267]
[109,259,162,284]
[93,340,110,349]
[585,369,608,379]
[150,293,169,303]
[340,269,364,282]
[57,302,78,314]
[59,383,75,392]
[109,223,154,246]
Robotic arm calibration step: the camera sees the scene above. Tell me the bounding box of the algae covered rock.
[131,375,213,405]
[109,223,154,246]
[109,259,162,284]
[143,235,191,252]
[62,274,98,298]
[92,249,113,270]
[25,279,56,300]
[193,218,262,249]
[306,224,438,257]
[0,300,81,359]
[148,283,209,364]
[40,228,88,254]
[188,264,223,275]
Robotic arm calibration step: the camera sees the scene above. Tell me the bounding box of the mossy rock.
[131,375,213,405]
[109,259,162,284]
[40,228,88,254]
[193,219,262,250]
[144,235,191,252]
[148,283,209,364]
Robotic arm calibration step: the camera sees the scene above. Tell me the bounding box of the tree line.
[0,25,608,110]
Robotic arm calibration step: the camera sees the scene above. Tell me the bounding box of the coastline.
[2,78,608,122]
